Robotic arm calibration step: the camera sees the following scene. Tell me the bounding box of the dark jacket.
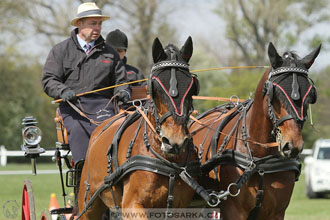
[42,28,130,99]
[123,56,146,86]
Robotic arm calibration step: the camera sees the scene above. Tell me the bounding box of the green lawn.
[0,163,330,220]
[285,173,330,220]
[0,163,73,220]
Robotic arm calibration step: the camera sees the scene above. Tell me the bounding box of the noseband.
[263,67,313,144]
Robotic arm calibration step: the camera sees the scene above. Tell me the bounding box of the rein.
[66,94,119,126]
[135,104,159,138]
[189,102,278,149]
[52,66,268,104]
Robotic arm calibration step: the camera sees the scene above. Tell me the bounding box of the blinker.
[266,67,314,121]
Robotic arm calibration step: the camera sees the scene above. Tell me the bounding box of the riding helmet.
[106,29,128,50]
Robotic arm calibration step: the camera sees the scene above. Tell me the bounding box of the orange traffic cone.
[49,193,60,220]
[49,193,60,211]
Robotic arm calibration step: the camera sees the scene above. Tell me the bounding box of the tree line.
[0,0,329,151]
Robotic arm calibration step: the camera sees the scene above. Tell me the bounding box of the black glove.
[118,90,130,104]
[61,88,77,102]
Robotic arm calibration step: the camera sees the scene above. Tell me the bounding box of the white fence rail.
[0,145,70,166]
[0,145,313,167]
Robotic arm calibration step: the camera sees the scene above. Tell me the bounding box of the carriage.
[20,39,320,220]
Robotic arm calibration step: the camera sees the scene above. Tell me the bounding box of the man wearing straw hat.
[42,2,131,166]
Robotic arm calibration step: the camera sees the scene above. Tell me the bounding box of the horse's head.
[262,42,321,159]
[148,37,199,155]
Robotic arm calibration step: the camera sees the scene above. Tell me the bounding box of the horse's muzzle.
[161,137,190,155]
[282,142,302,159]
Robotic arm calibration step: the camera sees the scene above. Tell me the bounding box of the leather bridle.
[262,67,314,148]
[148,47,198,133]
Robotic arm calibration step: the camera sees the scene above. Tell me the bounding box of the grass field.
[0,163,72,220]
[0,163,329,220]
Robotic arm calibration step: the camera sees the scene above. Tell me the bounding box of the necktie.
[84,44,92,53]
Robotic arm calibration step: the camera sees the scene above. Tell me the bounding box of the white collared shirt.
[76,34,95,54]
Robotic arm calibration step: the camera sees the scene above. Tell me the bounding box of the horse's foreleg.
[220,198,249,220]
[80,196,107,220]
[121,202,149,220]
[78,174,108,220]
[122,189,149,220]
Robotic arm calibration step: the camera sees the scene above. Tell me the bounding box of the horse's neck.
[245,72,277,156]
[247,99,273,142]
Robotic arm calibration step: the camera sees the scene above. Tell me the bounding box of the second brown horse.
[190,42,320,220]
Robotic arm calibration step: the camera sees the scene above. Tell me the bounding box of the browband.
[151,61,189,73]
[269,67,308,79]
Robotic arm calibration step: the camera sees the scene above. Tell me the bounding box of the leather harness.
[189,98,301,218]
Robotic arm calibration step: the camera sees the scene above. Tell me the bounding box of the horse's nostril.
[162,137,170,145]
[282,142,290,152]
[282,142,300,159]
[282,142,292,157]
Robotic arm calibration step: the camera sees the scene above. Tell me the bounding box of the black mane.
[163,44,187,63]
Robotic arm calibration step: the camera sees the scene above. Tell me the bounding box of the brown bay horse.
[77,37,201,219]
[189,43,321,220]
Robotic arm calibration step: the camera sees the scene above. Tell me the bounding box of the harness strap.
[90,112,128,147]
[104,155,200,185]
[255,171,264,208]
[235,162,257,190]
[126,118,144,160]
[201,149,301,179]
[179,170,211,203]
[276,114,294,127]
[83,181,90,208]
[76,183,109,220]
[200,150,300,210]
[135,105,160,139]
[213,112,242,180]
[107,112,141,170]
[159,111,172,124]
[247,171,265,220]
[190,101,278,149]
[166,173,175,215]
[241,103,254,160]
[103,154,214,208]
[217,112,242,154]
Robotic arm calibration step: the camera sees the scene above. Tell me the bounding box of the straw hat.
[71,2,110,26]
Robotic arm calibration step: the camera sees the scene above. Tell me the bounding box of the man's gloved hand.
[118,90,130,104]
[61,88,77,102]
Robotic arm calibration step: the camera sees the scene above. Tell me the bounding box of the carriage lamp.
[21,116,45,175]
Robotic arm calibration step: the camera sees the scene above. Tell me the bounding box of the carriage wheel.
[22,179,36,220]
[40,211,51,220]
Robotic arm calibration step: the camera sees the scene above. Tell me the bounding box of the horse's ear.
[268,42,283,68]
[152,37,167,63]
[301,44,321,69]
[180,36,193,63]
